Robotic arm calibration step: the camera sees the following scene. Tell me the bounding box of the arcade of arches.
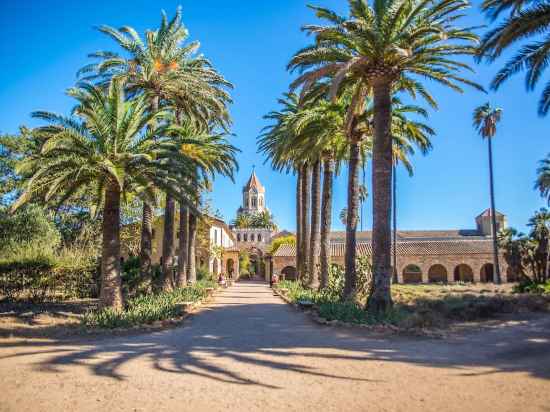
[269,253,511,284]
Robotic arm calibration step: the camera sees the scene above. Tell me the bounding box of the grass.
[275,280,550,330]
[82,280,216,329]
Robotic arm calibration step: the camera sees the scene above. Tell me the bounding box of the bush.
[513,278,550,294]
[82,280,216,329]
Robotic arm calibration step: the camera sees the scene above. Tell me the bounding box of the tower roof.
[243,170,265,192]
[476,208,505,219]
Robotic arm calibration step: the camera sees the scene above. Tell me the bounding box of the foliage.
[233,211,277,230]
[498,208,549,284]
[268,235,296,254]
[513,278,550,294]
[0,205,60,256]
[82,280,216,329]
[536,154,550,204]
[479,0,550,115]
[239,250,250,275]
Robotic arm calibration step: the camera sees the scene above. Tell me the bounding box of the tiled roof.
[476,208,505,218]
[243,170,265,192]
[272,239,494,258]
[328,230,487,242]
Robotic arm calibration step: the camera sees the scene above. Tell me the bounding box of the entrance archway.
[402,264,422,284]
[454,264,474,282]
[480,263,494,283]
[428,264,448,283]
[281,266,297,280]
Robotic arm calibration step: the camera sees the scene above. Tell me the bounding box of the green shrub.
[82,280,216,329]
[513,278,550,294]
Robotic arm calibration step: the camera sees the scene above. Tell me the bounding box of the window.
[152,229,156,239]
[258,234,262,242]
[244,234,248,242]
[237,234,241,242]
[252,197,257,207]
[251,234,255,242]
[214,229,218,244]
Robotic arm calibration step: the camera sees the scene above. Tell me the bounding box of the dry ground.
[0,281,549,412]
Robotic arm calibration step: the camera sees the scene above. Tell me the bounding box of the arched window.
[244,234,248,242]
[258,234,262,242]
[252,197,257,207]
[251,234,255,242]
[237,233,241,242]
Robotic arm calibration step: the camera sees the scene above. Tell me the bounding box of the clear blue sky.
[0,0,547,232]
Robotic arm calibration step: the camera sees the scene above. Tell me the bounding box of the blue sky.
[0,0,547,232]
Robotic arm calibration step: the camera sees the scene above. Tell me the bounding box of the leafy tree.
[269,235,296,254]
[289,0,479,313]
[473,103,504,283]
[478,0,550,115]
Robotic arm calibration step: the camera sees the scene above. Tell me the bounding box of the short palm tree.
[536,155,550,204]
[473,103,503,283]
[289,0,480,312]
[12,80,187,310]
[478,0,550,115]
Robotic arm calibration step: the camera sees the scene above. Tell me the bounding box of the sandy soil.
[0,281,549,412]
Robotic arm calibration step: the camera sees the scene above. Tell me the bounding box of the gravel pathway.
[0,281,549,412]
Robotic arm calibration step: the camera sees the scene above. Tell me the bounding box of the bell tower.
[239,167,266,215]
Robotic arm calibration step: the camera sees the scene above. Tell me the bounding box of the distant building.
[268,209,513,284]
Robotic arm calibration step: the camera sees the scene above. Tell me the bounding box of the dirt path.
[0,281,549,412]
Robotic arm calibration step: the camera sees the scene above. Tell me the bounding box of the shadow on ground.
[0,282,549,387]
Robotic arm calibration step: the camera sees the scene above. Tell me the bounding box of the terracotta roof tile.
[273,239,494,258]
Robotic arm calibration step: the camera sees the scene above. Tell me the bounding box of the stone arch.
[428,264,448,283]
[480,263,494,283]
[454,264,474,282]
[281,266,297,280]
[402,264,423,284]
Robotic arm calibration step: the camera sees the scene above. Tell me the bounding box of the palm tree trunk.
[139,95,160,290]
[393,163,397,283]
[296,168,303,278]
[320,155,334,289]
[488,137,502,284]
[301,164,311,280]
[368,81,394,313]
[139,202,153,290]
[309,159,322,288]
[343,139,361,299]
[187,212,197,283]
[177,204,189,288]
[161,194,176,290]
[100,182,124,310]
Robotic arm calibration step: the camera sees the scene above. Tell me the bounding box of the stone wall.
[271,253,510,283]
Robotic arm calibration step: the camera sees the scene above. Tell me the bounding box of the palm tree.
[289,0,480,312]
[527,208,550,282]
[12,80,190,309]
[536,155,550,204]
[473,103,503,284]
[80,8,232,287]
[478,0,550,115]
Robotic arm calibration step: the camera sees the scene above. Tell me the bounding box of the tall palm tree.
[289,0,480,312]
[12,80,192,309]
[473,103,503,283]
[478,0,550,115]
[79,8,232,287]
[536,154,550,204]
